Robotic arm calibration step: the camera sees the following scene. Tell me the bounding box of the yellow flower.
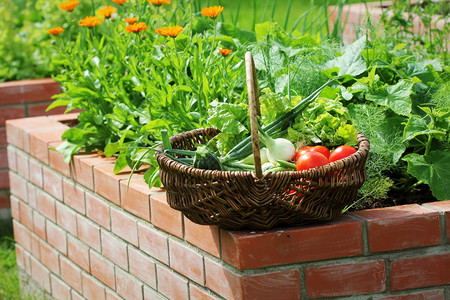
[147,0,171,6]
[112,0,126,4]
[79,16,103,28]
[98,5,117,19]
[124,17,138,24]
[201,6,223,19]
[47,27,65,36]
[125,22,148,33]
[155,25,183,37]
[219,48,232,56]
[60,0,80,12]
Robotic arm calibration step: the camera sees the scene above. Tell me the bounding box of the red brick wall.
[6,115,450,299]
[0,78,69,212]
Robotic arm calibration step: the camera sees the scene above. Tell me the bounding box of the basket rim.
[156,127,370,180]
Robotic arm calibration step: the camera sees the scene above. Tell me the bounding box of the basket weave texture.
[156,127,370,230]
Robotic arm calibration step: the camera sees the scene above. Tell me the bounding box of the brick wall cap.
[349,204,439,221]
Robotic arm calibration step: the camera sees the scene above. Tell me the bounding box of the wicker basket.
[155,52,370,230]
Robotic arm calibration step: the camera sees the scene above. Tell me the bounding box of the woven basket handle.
[245,52,263,178]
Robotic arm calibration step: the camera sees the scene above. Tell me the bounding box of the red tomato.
[311,145,330,159]
[329,145,357,162]
[293,146,312,162]
[296,151,328,171]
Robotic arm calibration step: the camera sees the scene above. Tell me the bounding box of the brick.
[48,141,70,177]
[46,219,67,255]
[70,154,103,191]
[90,249,115,289]
[29,125,68,164]
[138,223,169,265]
[128,246,157,288]
[101,229,128,270]
[30,256,51,293]
[391,253,450,291]
[150,193,183,238]
[28,102,67,117]
[115,267,144,300]
[0,148,7,169]
[27,183,37,209]
[60,256,82,292]
[111,207,138,246]
[82,273,106,300]
[29,158,43,187]
[351,204,441,252]
[39,240,60,274]
[86,193,110,229]
[33,211,47,240]
[144,287,165,300]
[9,171,27,201]
[0,106,26,126]
[71,291,85,300]
[156,265,189,300]
[36,189,56,222]
[56,201,77,235]
[222,215,362,270]
[7,146,17,171]
[13,220,31,252]
[120,178,154,221]
[0,192,10,209]
[31,233,40,259]
[184,218,220,257]
[50,274,71,300]
[67,235,90,272]
[49,112,80,123]
[205,257,243,300]
[10,196,20,220]
[242,269,301,300]
[94,164,129,205]
[0,169,10,189]
[106,290,122,300]
[375,289,445,300]
[16,150,29,179]
[15,244,25,269]
[23,250,32,275]
[189,285,220,300]
[43,167,63,201]
[63,179,85,214]
[19,202,33,230]
[0,78,61,104]
[77,214,101,252]
[305,260,386,298]
[169,239,204,285]
[0,128,6,147]
[424,200,450,241]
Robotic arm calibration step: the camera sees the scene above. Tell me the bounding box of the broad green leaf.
[366,80,414,116]
[140,119,171,133]
[104,142,121,157]
[403,151,450,200]
[113,154,128,174]
[403,115,446,142]
[324,37,367,76]
[55,141,81,164]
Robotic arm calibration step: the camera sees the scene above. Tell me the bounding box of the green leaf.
[403,115,446,142]
[366,80,414,116]
[55,141,81,164]
[403,151,450,200]
[113,154,128,175]
[104,142,120,157]
[325,37,367,76]
[140,119,171,133]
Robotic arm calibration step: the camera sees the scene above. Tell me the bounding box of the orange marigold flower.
[201,6,223,19]
[47,27,65,36]
[219,48,232,56]
[125,22,148,33]
[112,0,126,4]
[124,17,138,24]
[79,16,103,28]
[60,0,80,12]
[155,25,183,37]
[147,0,170,6]
[98,5,117,19]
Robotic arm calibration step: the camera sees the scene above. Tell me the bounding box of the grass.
[0,218,22,300]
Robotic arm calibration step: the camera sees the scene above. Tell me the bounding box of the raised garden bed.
[6,114,450,299]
